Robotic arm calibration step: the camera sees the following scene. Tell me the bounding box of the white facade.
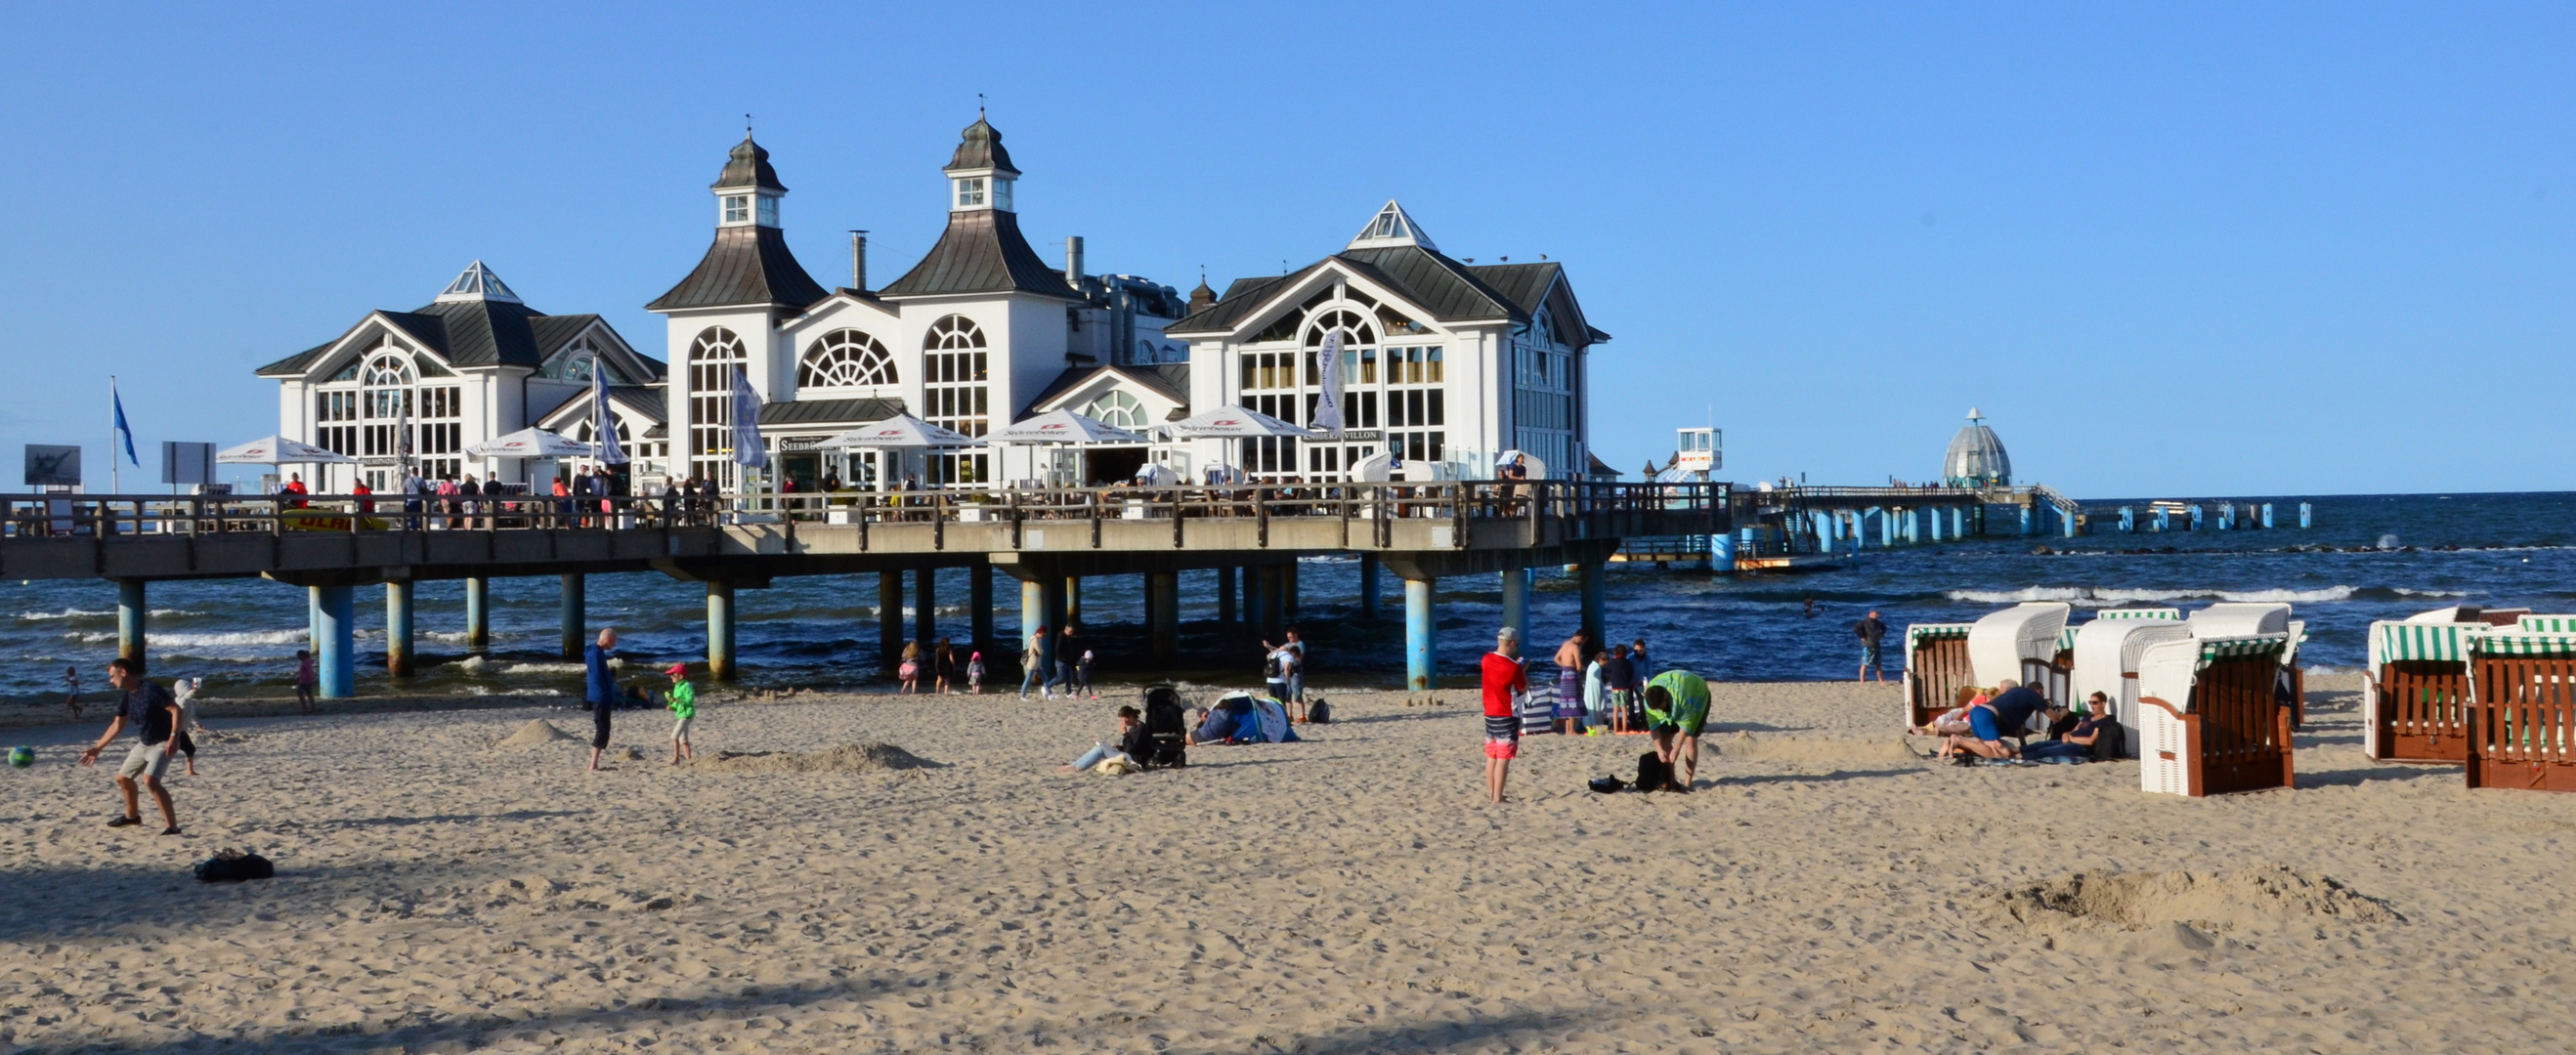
[255,262,665,493]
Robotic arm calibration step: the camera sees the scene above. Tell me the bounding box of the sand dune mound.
[1716,730,1915,763]
[1993,864,2402,935]
[494,720,580,749]
[688,741,937,774]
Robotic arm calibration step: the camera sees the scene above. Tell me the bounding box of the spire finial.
[745,113,753,136]
[977,93,986,118]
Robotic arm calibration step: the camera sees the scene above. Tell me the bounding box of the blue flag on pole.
[110,383,139,467]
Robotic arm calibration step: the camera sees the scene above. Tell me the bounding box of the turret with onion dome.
[1944,407,2011,489]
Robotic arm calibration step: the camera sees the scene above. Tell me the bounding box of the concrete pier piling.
[1147,570,1180,664]
[914,569,937,647]
[1578,562,1607,650]
[1359,555,1381,621]
[316,584,356,698]
[1020,578,1044,650]
[558,573,584,660]
[1063,576,1082,628]
[464,576,490,652]
[1257,565,1286,641]
[1499,568,1530,642]
[1217,567,1237,625]
[707,580,736,681]
[117,579,146,673]
[1404,576,1437,691]
[880,572,905,667]
[2299,502,2312,528]
[385,580,414,677]
[1038,577,1067,683]
[2119,507,2134,532]
[969,565,994,654]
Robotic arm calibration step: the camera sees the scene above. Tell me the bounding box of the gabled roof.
[760,397,908,428]
[258,267,658,379]
[410,298,545,367]
[536,385,669,431]
[1167,244,1610,349]
[529,315,666,381]
[1023,363,1191,416]
[647,225,831,312]
[878,209,1077,300]
[1461,261,1610,347]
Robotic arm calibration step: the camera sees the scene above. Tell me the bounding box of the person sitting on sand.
[2023,700,2111,763]
[1945,693,2019,761]
[1911,687,1987,746]
[1064,705,1153,772]
[1985,681,2049,742]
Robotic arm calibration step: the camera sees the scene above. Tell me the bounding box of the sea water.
[3,491,2568,696]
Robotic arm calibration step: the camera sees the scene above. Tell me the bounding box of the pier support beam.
[1711,531,1738,570]
[1038,576,1068,686]
[558,573,584,660]
[1217,567,1238,625]
[1241,568,1264,636]
[1257,565,1287,642]
[1578,561,1607,650]
[1020,578,1045,656]
[385,580,414,678]
[1359,555,1381,621]
[707,580,737,681]
[1404,576,1437,692]
[969,565,995,654]
[315,584,356,699]
[914,569,937,647]
[1147,570,1180,664]
[1284,561,1300,616]
[1952,507,1964,539]
[2063,507,2079,538]
[464,576,490,652]
[1063,576,1082,628]
[879,572,904,668]
[1499,568,1530,643]
[116,579,147,673]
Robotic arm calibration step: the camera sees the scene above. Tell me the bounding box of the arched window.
[798,329,897,388]
[549,335,622,384]
[922,316,990,443]
[351,340,463,480]
[689,327,749,487]
[1083,391,1146,428]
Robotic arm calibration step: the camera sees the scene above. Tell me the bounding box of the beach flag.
[1310,329,1345,437]
[729,368,768,469]
[109,380,138,467]
[590,370,627,465]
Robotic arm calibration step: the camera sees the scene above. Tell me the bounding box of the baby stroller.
[1141,684,1188,769]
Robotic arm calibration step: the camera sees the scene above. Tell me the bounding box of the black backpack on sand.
[194,849,275,883]
[1306,699,1332,724]
[1635,751,1673,793]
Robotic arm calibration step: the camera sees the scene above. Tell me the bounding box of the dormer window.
[755,196,778,227]
[956,178,985,208]
[722,194,751,224]
[991,177,1012,211]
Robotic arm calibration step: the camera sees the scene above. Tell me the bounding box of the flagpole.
[108,376,119,494]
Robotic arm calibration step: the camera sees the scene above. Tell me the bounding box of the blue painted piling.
[117,579,146,672]
[315,584,355,699]
[1405,576,1438,691]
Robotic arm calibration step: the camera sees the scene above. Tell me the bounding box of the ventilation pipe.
[1065,235,1085,287]
[847,231,868,292]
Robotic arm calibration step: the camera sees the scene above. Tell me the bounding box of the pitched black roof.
[760,397,908,428]
[1167,247,1609,347]
[647,225,832,312]
[944,116,1019,176]
[713,135,787,192]
[411,298,549,367]
[255,338,339,377]
[878,209,1077,300]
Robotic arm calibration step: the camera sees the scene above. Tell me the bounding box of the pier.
[0,482,1720,696]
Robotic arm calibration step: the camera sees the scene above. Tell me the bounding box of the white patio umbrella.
[814,414,985,449]
[216,436,358,465]
[1165,405,1321,439]
[990,408,1148,445]
[464,427,597,459]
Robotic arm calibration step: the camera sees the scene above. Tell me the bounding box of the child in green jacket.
[665,662,698,765]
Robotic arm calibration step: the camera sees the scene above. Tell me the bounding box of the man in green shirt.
[1643,669,1711,790]
[665,662,699,766]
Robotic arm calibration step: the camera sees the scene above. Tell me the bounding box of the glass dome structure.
[1944,407,2011,488]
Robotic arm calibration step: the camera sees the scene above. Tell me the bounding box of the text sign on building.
[161,442,216,485]
[23,444,81,486]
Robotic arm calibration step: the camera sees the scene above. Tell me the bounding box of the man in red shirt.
[1481,626,1528,805]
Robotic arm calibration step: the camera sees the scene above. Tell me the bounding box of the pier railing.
[0,481,1722,561]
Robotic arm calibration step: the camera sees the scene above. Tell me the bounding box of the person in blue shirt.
[1947,691,2020,761]
[585,628,619,772]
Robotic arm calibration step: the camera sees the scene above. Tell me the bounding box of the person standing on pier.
[1481,626,1528,805]
[585,628,620,772]
[75,658,186,835]
[1854,611,1889,684]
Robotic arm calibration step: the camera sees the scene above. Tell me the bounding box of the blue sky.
[2,2,2569,496]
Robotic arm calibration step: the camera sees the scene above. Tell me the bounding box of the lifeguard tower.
[1668,427,1720,478]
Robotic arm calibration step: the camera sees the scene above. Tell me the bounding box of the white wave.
[1944,585,2357,606]
[68,628,308,647]
[495,662,583,675]
[2391,588,2470,598]
[17,609,111,620]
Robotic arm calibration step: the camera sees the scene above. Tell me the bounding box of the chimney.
[1064,234,1085,287]
[847,231,868,293]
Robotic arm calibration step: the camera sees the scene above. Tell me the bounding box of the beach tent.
[463,427,596,459]
[2460,631,2576,792]
[1242,697,1296,743]
[1968,602,2073,705]
[1166,406,1319,440]
[2360,607,2506,762]
[217,436,358,465]
[2070,615,2192,757]
[1901,623,1976,729]
[2136,633,2296,796]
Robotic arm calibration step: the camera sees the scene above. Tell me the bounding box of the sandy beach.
[2,672,2571,1053]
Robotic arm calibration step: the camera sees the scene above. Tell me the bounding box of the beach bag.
[193,849,275,883]
[1635,751,1671,793]
[1306,699,1332,724]
[1588,776,1629,793]
[1264,654,1284,679]
[2091,720,2127,761]
[1520,685,1556,736]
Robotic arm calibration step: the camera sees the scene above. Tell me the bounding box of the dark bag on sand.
[1635,751,1673,793]
[1306,699,1332,724]
[193,849,274,883]
[1140,685,1188,769]
[2091,719,2127,762]
[1588,776,1629,793]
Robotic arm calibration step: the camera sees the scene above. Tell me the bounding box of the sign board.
[161,442,216,485]
[23,444,81,486]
